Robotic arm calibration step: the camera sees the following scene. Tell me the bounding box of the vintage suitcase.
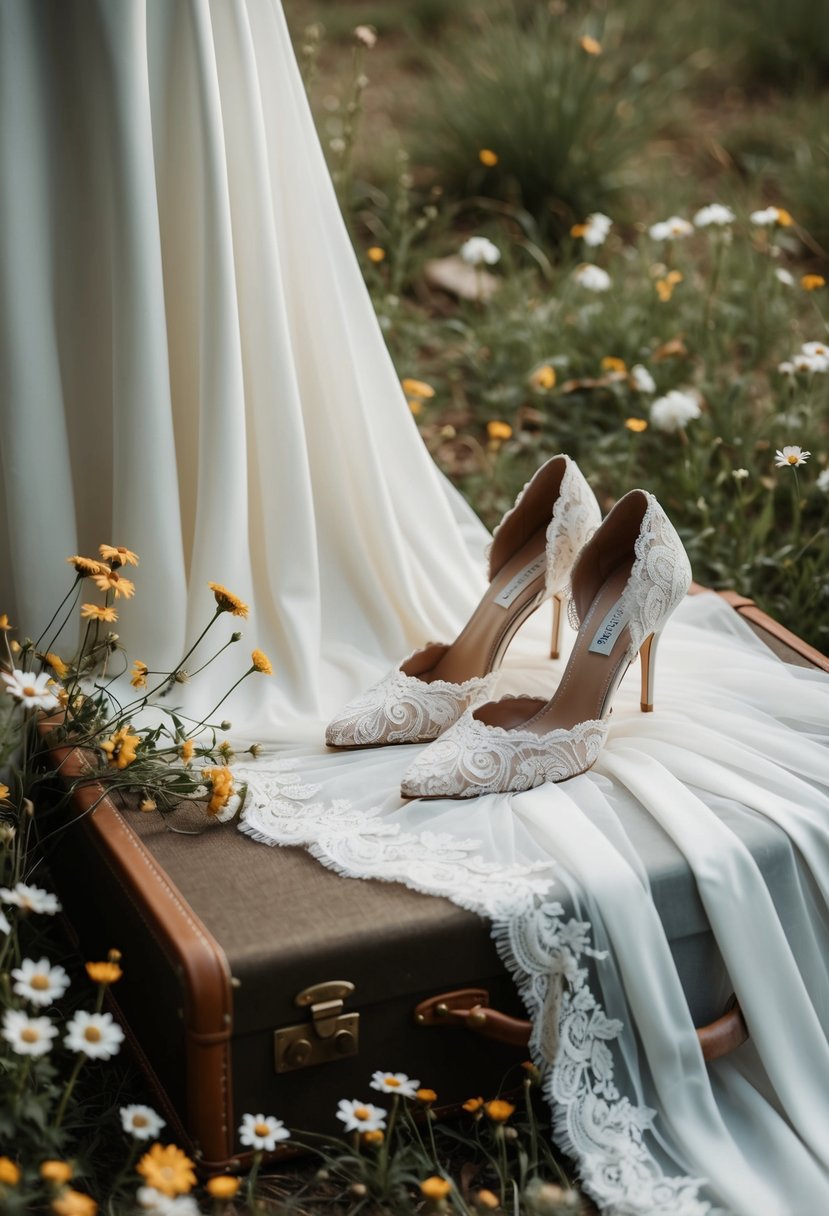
[43,591,829,1172]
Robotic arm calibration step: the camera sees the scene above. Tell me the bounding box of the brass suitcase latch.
[274,980,359,1074]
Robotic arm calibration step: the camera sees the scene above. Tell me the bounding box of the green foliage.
[719,0,829,86]
[416,6,665,234]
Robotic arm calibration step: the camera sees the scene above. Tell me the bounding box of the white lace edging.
[236,760,714,1216]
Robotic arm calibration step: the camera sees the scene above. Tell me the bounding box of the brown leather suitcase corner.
[42,591,829,1171]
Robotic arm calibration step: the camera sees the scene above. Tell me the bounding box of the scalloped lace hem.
[237,759,714,1216]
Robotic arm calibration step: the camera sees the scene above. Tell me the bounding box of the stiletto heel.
[639,631,659,713]
[326,456,601,748]
[550,593,564,661]
[402,490,691,798]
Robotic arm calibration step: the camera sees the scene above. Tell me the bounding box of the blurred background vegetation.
[283,0,829,648]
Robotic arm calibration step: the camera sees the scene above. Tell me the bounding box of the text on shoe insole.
[588,600,631,655]
[493,555,547,608]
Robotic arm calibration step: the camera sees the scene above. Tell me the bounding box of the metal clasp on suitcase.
[414,988,749,1063]
[274,981,359,1073]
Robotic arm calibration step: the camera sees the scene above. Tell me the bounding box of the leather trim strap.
[691,583,829,672]
[45,739,235,1164]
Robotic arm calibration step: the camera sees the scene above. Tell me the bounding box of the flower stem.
[191,669,254,734]
[54,1053,86,1129]
[37,577,82,653]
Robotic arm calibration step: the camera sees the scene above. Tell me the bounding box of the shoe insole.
[475,564,635,734]
[426,526,550,685]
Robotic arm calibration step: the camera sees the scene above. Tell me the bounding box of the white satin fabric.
[2,3,828,1214]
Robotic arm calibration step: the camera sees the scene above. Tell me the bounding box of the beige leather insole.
[427,527,550,684]
[477,564,634,733]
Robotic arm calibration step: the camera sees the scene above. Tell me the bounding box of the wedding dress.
[1,3,828,1213]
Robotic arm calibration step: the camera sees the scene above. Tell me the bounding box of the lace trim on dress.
[236,759,713,1216]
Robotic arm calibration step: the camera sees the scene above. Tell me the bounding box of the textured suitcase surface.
[45,593,828,1170]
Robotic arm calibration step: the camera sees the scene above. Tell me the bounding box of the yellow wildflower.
[180,738,194,764]
[0,614,11,630]
[570,222,587,238]
[486,420,513,442]
[0,1157,20,1184]
[420,1177,452,1200]
[99,544,139,567]
[206,1176,241,1199]
[92,570,135,599]
[361,1130,384,1146]
[476,1191,500,1211]
[601,356,627,373]
[140,798,157,813]
[655,270,683,302]
[40,1161,74,1185]
[529,364,556,391]
[401,378,435,400]
[580,34,602,54]
[479,148,499,167]
[776,207,793,227]
[0,785,9,803]
[416,1088,437,1105]
[85,961,123,985]
[66,556,108,577]
[80,604,118,623]
[251,649,273,675]
[208,583,249,618]
[136,1144,196,1196]
[462,1096,484,1113]
[367,246,386,263]
[44,653,70,679]
[205,767,234,817]
[484,1099,515,1123]
[51,1191,97,1216]
[801,274,826,292]
[131,660,148,690]
[625,417,648,433]
[100,725,141,770]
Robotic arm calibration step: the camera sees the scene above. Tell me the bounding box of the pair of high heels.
[325,456,691,799]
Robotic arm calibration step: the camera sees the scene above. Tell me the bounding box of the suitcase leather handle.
[414,989,748,1063]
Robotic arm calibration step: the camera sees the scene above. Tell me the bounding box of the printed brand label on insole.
[493,555,547,608]
[588,600,631,655]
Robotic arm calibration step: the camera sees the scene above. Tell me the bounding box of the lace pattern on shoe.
[237,759,714,1216]
[325,654,497,747]
[401,705,609,798]
[568,494,691,650]
[488,459,602,596]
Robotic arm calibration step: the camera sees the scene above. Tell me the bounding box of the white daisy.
[121,1104,166,1141]
[777,361,795,376]
[460,237,501,267]
[775,267,795,286]
[793,351,829,374]
[0,910,10,936]
[136,1189,200,1215]
[11,957,70,1008]
[649,216,693,241]
[238,1112,290,1151]
[573,263,611,292]
[0,883,61,916]
[750,206,781,226]
[336,1099,388,1134]
[649,390,701,432]
[0,669,61,712]
[801,341,829,359]
[64,1010,125,1059]
[693,204,735,228]
[774,445,810,469]
[2,1008,58,1056]
[370,1071,420,1098]
[630,364,656,393]
[732,468,750,481]
[581,212,612,247]
[817,468,829,493]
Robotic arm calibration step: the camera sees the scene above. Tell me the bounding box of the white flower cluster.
[580,212,613,247]
[460,236,501,266]
[693,203,736,228]
[649,390,701,432]
[778,341,829,376]
[573,263,611,292]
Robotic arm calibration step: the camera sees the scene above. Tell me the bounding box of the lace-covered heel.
[401,490,691,797]
[325,456,601,749]
[639,631,660,713]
